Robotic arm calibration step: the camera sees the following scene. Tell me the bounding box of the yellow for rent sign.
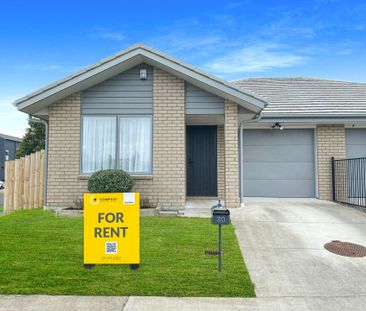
[83,192,140,264]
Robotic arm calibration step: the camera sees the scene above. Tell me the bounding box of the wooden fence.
[4,150,45,214]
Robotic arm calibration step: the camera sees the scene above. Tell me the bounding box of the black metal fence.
[332,157,366,209]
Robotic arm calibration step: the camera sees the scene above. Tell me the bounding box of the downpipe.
[239,112,262,207]
[29,116,48,210]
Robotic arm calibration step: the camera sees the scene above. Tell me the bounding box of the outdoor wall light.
[139,69,147,80]
[271,122,284,130]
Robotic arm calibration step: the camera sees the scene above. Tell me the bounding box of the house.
[0,133,22,181]
[13,44,366,209]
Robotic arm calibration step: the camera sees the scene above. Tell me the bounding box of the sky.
[1,0,366,137]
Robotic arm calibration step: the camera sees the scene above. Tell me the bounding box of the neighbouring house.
[0,133,22,181]
[13,44,366,209]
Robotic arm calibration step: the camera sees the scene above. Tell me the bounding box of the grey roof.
[14,44,266,114]
[232,77,366,119]
[0,133,22,142]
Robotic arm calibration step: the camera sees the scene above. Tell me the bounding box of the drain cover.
[324,240,366,257]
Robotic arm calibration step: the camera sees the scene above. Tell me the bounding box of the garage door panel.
[346,145,366,159]
[242,129,315,198]
[346,129,366,145]
[244,129,313,146]
[243,180,315,198]
[243,145,314,162]
[346,129,366,158]
[243,162,314,180]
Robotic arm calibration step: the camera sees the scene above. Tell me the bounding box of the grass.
[0,209,255,297]
[0,204,3,212]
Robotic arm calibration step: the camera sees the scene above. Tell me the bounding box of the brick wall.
[133,68,186,207]
[217,125,225,200]
[317,124,346,200]
[224,101,240,208]
[47,93,88,208]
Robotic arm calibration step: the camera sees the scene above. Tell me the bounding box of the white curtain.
[82,116,116,174]
[119,117,152,174]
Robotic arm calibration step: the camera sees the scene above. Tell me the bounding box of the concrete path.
[0,295,128,311]
[1,198,366,310]
[183,199,216,217]
[1,295,366,311]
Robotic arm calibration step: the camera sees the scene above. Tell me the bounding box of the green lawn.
[0,209,255,297]
[0,204,3,212]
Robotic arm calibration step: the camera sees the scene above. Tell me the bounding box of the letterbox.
[211,207,230,225]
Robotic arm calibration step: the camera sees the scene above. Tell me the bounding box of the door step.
[154,206,185,217]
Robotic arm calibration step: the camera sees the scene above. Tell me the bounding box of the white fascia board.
[15,45,266,114]
[140,52,265,112]
[244,123,317,129]
[16,52,144,113]
[258,117,366,124]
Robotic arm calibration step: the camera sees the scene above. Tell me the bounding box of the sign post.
[83,192,140,266]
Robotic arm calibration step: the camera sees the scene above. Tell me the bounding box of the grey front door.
[187,126,217,197]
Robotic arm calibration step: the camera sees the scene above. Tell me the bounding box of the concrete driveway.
[231,198,366,299]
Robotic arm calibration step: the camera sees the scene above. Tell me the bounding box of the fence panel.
[332,157,366,209]
[4,150,45,214]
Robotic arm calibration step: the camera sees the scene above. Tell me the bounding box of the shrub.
[88,169,134,193]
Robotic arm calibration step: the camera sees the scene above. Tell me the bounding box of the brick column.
[224,101,240,208]
[317,124,346,200]
[152,68,186,206]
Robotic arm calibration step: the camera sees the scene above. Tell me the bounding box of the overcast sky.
[1,0,366,137]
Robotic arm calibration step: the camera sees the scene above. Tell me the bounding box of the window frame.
[80,114,153,176]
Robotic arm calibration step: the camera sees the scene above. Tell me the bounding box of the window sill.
[131,175,153,180]
[78,175,153,180]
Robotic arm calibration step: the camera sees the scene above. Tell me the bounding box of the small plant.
[88,169,134,193]
[74,199,84,210]
[141,198,158,209]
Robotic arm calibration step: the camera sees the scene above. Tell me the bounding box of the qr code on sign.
[105,242,118,254]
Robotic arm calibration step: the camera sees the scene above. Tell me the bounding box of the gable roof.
[232,77,366,119]
[14,44,266,115]
[0,133,22,142]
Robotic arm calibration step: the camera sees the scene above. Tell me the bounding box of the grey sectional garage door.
[346,129,366,158]
[242,129,315,197]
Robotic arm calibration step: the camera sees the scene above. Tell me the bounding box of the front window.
[81,115,152,175]
[119,117,152,174]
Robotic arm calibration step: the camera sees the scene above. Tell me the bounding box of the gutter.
[239,112,262,207]
[29,117,48,210]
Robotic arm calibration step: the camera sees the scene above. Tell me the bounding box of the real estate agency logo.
[89,195,118,205]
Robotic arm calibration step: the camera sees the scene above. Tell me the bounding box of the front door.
[187,126,217,196]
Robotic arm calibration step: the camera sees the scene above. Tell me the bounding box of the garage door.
[346,129,366,158]
[242,129,315,197]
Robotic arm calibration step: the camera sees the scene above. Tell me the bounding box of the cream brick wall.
[217,125,225,200]
[224,101,240,208]
[317,124,346,200]
[133,68,186,207]
[47,93,88,208]
[47,68,186,208]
